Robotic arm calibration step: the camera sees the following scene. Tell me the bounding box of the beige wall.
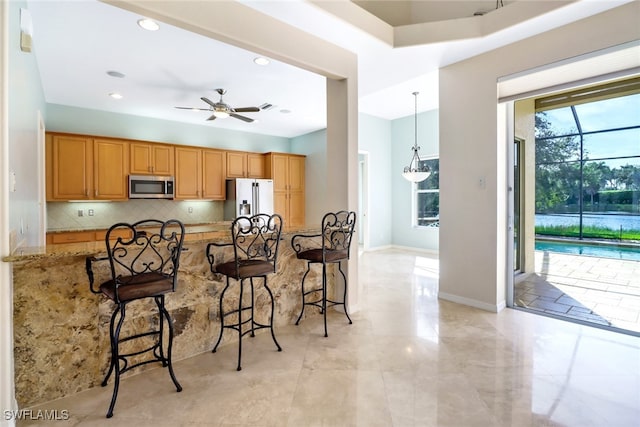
[439,2,640,311]
[514,98,537,275]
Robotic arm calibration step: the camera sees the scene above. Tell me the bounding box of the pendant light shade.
[402,92,431,183]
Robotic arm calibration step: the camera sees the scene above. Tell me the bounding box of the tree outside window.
[414,158,439,227]
[534,91,640,241]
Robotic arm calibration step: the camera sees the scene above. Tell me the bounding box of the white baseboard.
[361,244,393,252]
[390,244,439,256]
[438,291,506,313]
[361,244,439,255]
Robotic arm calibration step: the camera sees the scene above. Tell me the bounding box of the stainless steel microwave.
[128,175,174,199]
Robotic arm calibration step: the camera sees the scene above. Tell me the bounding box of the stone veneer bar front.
[5,224,332,408]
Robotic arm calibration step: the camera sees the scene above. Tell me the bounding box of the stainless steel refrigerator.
[224,178,274,220]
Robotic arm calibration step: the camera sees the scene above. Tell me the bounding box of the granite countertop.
[45,222,232,234]
[4,223,320,263]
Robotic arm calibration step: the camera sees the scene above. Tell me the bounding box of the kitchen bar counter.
[4,222,319,262]
[7,223,329,408]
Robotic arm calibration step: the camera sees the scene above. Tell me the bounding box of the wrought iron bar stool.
[291,210,356,337]
[206,213,283,371]
[85,219,185,418]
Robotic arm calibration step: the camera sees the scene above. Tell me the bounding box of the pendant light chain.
[402,91,431,183]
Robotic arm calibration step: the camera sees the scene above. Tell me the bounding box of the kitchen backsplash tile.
[47,200,223,231]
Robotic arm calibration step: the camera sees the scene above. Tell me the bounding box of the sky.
[539,92,640,169]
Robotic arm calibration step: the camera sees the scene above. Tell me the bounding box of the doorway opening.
[358,151,369,252]
[513,77,640,336]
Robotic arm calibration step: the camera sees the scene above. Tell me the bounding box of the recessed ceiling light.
[137,18,159,31]
[280,109,291,114]
[106,70,125,78]
[253,57,270,66]
[109,92,123,99]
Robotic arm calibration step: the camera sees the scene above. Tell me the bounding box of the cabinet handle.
[95,189,98,197]
[85,189,88,197]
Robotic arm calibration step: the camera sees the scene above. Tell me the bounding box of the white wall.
[293,112,435,251]
[291,129,327,226]
[359,113,393,248]
[391,109,439,250]
[8,1,45,250]
[47,104,291,152]
[439,2,640,311]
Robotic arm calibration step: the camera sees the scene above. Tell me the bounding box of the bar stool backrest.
[230,213,283,272]
[321,210,357,259]
[105,219,185,299]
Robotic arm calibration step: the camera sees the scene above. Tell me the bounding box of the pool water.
[535,240,640,262]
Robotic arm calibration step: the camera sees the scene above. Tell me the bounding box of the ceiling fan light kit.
[176,88,259,123]
[212,110,230,119]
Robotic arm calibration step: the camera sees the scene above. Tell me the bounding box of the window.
[414,157,440,227]
[534,88,640,242]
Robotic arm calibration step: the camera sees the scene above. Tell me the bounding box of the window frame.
[412,155,440,228]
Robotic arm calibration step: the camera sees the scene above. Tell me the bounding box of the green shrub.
[535,225,640,241]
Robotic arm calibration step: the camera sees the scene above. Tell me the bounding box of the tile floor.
[18,248,640,426]
[516,250,640,334]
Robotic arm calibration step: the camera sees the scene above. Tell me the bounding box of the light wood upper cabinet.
[47,134,129,201]
[226,151,265,178]
[174,146,202,199]
[265,153,305,227]
[247,153,265,178]
[94,139,129,200]
[202,149,226,200]
[47,134,94,200]
[174,147,226,200]
[45,132,256,203]
[226,151,246,178]
[130,142,174,175]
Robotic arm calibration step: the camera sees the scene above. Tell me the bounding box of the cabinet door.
[174,147,202,199]
[288,190,305,227]
[49,231,95,244]
[273,191,288,224]
[226,152,246,178]
[288,155,305,192]
[270,154,288,192]
[94,139,129,200]
[151,144,174,175]
[130,143,153,174]
[130,143,174,175]
[50,134,93,200]
[202,149,226,200]
[247,153,265,178]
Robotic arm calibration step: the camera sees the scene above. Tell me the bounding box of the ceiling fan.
[175,88,260,122]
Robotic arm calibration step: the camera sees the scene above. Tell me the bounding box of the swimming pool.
[535,240,640,261]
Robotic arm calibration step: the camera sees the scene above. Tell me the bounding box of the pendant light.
[402,92,431,183]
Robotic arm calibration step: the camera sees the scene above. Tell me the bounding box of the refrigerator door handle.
[254,182,260,214]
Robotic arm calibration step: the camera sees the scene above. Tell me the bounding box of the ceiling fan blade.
[206,114,217,121]
[175,106,210,111]
[233,107,260,113]
[230,113,254,123]
[201,97,217,108]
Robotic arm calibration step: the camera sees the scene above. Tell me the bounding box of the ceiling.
[26,0,632,138]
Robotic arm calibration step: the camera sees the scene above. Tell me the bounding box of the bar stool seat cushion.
[296,248,348,263]
[100,272,174,302]
[216,259,274,280]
